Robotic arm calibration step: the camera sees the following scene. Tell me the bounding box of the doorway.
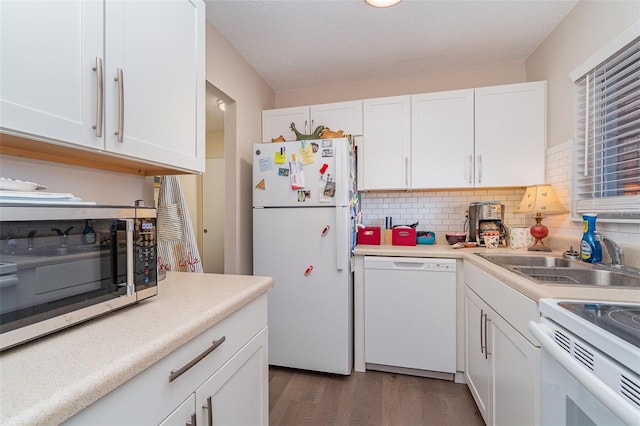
[201,82,229,273]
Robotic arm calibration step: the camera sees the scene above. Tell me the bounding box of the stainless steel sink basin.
[479,254,581,268]
[10,245,105,257]
[477,253,640,288]
[511,266,640,288]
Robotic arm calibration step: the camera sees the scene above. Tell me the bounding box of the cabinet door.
[0,0,103,149]
[491,313,539,426]
[104,0,205,172]
[196,328,268,426]
[262,106,309,142]
[464,287,491,425]
[411,89,474,189]
[311,100,363,135]
[474,81,546,187]
[361,96,411,190]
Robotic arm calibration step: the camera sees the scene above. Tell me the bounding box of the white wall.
[276,61,526,108]
[204,22,275,275]
[0,154,152,206]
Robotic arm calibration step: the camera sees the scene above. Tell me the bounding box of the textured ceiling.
[205,0,579,93]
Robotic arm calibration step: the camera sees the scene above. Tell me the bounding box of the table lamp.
[514,185,568,252]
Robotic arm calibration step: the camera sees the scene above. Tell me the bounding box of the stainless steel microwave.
[0,205,157,351]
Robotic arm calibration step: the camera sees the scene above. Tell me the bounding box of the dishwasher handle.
[364,257,456,271]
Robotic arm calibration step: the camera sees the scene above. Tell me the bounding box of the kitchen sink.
[479,254,582,268]
[8,245,106,257]
[477,253,640,289]
[511,266,640,288]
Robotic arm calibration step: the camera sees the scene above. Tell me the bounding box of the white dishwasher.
[364,256,456,378]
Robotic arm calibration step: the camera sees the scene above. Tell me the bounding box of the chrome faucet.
[600,236,625,267]
[51,226,74,247]
[27,230,37,250]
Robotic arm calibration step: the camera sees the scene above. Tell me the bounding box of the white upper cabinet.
[474,81,546,187]
[261,100,363,142]
[411,89,475,188]
[360,96,411,191]
[0,1,104,149]
[359,81,546,190]
[104,0,205,173]
[310,101,363,136]
[0,0,205,173]
[262,106,310,142]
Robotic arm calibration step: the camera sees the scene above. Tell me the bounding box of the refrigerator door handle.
[335,206,345,271]
[334,142,346,271]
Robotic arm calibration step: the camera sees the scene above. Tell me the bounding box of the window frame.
[570,22,640,222]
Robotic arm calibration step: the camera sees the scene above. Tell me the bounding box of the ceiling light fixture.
[364,0,402,7]
[216,99,226,112]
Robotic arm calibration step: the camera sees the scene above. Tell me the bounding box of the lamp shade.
[364,0,402,7]
[515,185,568,216]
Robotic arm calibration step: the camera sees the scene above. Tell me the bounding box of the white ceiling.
[205,0,579,93]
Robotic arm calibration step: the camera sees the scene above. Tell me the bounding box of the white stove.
[530,299,640,425]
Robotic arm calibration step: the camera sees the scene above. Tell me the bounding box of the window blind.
[573,36,640,219]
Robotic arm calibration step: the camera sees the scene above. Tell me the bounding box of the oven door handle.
[529,321,639,425]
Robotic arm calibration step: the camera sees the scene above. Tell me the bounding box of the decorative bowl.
[416,231,436,245]
[446,232,467,245]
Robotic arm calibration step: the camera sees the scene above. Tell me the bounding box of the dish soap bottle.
[82,220,96,245]
[580,213,601,263]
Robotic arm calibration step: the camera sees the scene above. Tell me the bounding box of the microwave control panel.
[134,218,157,287]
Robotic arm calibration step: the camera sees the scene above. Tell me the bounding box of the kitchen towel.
[156,176,203,273]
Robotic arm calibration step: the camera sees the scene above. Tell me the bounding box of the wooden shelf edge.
[0,133,195,176]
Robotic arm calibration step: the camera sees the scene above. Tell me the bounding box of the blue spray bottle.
[580,214,601,263]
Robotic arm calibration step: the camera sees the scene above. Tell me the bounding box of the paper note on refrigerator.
[274,151,286,164]
[290,160,305,189]
[300,142,315,165]
[259,157,272,172]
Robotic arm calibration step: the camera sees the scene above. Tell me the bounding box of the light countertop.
[354,244,640,303]
[0,272,273,426]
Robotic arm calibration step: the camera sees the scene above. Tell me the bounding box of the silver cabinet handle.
[186,412,196,426]
[114,68,124,142]
[468,155,473,184]
[169,336,226,382]
[92,57,103,137]
[483,312,491,359]
[202,396,213,426]
[304,119,308,134]
[404,157,409,186]
[479,309,484,355]
[477,154,482,184]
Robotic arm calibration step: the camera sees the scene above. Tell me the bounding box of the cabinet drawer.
[65,294,267,425]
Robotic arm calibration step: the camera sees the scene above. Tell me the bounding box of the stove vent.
[553,330,571,353]
[621,374,640,408]
[573,342,594,371]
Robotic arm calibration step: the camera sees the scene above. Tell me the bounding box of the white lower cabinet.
[64,294,268,426]
[192,328,268,426]
[464,262,539,426]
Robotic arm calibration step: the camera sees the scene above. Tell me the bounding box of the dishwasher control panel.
[364,256,456,273]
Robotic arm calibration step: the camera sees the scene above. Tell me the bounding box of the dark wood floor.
[269,367,485,426]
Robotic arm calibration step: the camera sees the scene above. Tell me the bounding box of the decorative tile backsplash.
[361,188,527,234]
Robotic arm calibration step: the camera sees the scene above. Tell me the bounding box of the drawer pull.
[186,412,196,426]
[169,336,226,382]
[203,396,213,426]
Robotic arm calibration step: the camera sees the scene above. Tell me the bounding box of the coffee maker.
[468,201,506,246]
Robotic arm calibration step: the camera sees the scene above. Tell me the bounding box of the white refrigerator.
[253,138,356,375]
